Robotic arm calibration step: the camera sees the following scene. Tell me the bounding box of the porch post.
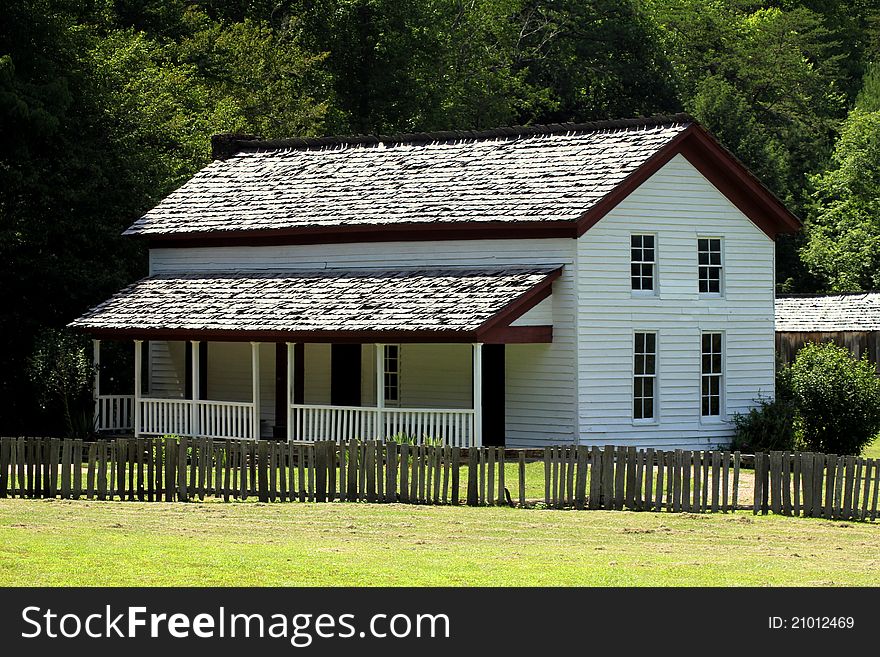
[251,342,261,440]
[133,339,142,438]
[92,339,101,430]
[190,340,200,438]
[375,344,385,440]
[286,342,294,441]
[472,342,483,448]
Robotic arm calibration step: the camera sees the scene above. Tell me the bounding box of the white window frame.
[633,331,658,423]
[631,233,657,296]
[383,344,401,406]
[697,236,724,296]
[700,331,724,420]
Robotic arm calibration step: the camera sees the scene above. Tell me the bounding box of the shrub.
[787,342,880,455]
[731,395,798,453]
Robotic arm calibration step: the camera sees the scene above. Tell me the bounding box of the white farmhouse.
[71,114,800,449]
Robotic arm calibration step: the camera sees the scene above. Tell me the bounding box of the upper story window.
[698,238,723,294]
[631,234,655,292]
[633,332,657,421]
[383,345,400,404]
[701,333,723,417]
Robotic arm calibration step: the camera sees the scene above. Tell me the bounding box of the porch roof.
[70,266,561,343]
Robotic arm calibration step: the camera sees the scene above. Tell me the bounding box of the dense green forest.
[2,0,879,433]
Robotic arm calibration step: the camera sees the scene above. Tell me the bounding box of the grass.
[863,437,880,460]
[1,498,879,586]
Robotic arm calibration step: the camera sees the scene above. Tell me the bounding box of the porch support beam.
[286,342,294,442]
[375,343,384,441]
[251,342,261,440]
[191,340,200,437]
[92,339,101,430]
[472,342,483,448]
[133,339,142,438]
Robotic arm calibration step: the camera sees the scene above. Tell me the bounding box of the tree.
[800,106,880,291]
[787,343,880,455]
[27,329,95,437]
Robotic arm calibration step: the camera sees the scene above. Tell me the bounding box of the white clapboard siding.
[148,340,185,398]
[150,238,579,447]
[511,297,553,326]
[206,341,276,438]
[575,153,775,449]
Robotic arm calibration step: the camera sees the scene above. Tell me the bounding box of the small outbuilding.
[775,293,880,364]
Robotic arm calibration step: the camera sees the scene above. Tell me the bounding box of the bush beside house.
[734,342,880,455]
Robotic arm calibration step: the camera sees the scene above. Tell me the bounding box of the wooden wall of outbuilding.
[776,331,880,367]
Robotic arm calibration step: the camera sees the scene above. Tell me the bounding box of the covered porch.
[76,266,560,446]
[93,340,485,446]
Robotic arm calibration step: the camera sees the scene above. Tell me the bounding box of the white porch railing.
[196,400,254,440]
[290,404,477,447]
[139,398,192,436]
[94,396,257,439]
[95,395,135,432]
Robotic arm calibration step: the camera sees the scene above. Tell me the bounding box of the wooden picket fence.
[0,437,877,521]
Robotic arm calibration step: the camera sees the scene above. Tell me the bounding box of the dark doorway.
[481,344,505,446]
[331,344,362,406]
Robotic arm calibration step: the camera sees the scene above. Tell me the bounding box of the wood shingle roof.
[126,116,693,237]
[70,267,561,341]
[775,293,880,332]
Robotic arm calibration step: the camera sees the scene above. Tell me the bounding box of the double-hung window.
[631,234,655,292]
[698,238,722,294]
[633,332,657,421]
[383,345,400,404]
[701,333,723,417]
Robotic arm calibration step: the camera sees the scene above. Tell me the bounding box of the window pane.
[643,398,653,420]
[701,396,710,416]
[645,354,656,375]
[643,235,654,249]
[712,333,721,352]
[708,277,720,293]
[645,333,656,353]
[698,238,708,252]
[632,234,642,248]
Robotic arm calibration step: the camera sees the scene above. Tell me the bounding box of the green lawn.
[1,498,878,586]
[863,437,880,460]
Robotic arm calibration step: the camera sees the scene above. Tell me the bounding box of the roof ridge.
[210,113,694,159]
[150,265,563,278]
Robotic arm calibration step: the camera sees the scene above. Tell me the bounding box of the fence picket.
[654,451,664,512]
[810,454,823,518]
[681,450,691,513]
[497,447,505,506]
[452,447,461,506]
[87,442,97,500]
[487,446,495,507]
[467,448,478,506]
[387,441,397,504]
[399,444,410,503]
[575,446,588,510]
[780,451,790,516]
[48,438,59,499]
[543,448,551,507]
[626,447,638,511]
[518,451,526,507]
[824,454,836,520]
[842,456,855,520]
[870,458,879,522]
[672,450,682,513]
[732,451,741,512]
[769,451,781,515]
[853,459,864,520]
[860,459,872,522]
[644,448,654,513]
